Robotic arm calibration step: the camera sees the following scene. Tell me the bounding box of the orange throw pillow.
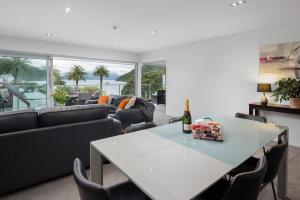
[98,96,109,105]
[118,98,130,109]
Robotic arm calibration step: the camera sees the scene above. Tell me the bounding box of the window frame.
[0,50,139,109]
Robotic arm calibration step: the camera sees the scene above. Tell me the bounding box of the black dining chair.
[235,112,269,154]
[229,134,288,200]
[151,90,166,105]
[73,158,150,200]
[125,122,157,133]
[195,156,267,200]
[235,112,267,123]
[168,116,183,124]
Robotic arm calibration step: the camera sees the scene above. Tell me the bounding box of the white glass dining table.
[90,116,288,200]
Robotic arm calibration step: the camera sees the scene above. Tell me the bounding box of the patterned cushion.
[125,96,137,109]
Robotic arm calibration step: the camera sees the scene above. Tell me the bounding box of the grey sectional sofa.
[87,96,155,129]
[0,105,121,196]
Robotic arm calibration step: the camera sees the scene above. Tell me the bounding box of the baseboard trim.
[289,142,300,148]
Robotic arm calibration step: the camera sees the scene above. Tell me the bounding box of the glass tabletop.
[148,116,287,166]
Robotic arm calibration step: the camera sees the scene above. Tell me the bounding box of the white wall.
[139,21,300,147]
[0,35,138,62]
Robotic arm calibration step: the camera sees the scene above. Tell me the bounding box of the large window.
[52,58,136,106]
[141,65,166,99]
[0,52,137,112]
[0,55,48,112]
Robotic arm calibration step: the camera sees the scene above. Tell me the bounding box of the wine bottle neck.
[185,99,190,112]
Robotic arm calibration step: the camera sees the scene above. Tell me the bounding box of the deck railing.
[0,82,165,112]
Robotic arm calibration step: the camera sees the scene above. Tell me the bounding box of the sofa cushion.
[0,108,38,134]
[125,96,137,109]
[97,96,109,105]
[108,95,117,105]
[37,105,109,128]
[118,98,130,110]
[113,96,128,107]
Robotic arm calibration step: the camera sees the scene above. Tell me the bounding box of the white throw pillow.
[125,96,137,109]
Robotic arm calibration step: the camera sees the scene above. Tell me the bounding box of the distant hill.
[85,71,120,80]
[21,68,121,81]
[19,66,47,81]
[62,71,120,80]
[116,65,166,97]
[116,65,166,82]
[116,70,134,82]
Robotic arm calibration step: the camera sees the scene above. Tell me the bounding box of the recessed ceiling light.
[46,32,52,37]
[230,0,246,7]
[65,7,71,13]
[151,30,157,34]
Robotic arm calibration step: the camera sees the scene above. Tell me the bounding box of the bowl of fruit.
[192,118,223,142]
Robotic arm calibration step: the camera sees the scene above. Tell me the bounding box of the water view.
[0,56,165,112]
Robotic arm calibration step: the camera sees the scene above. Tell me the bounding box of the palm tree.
[93,65,109,94]
[67,65,87,86]
[0,57,31,83]
[53,68,66,85]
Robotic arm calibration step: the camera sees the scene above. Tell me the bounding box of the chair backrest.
[169,116,183,124]
[125,122,157,133]
[79,93,92,101]
[223,156,267,200]
[157,90,165,96]
[73,158,111,200]
[70,89,80,96]
[263,134,288,183]
[235,112,267,123]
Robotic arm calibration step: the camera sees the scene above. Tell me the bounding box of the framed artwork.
[259,41,300,81]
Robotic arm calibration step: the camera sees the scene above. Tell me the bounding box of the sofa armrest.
[111,119,122,137]
[86,100,98,104]
[125,122,157,133]
[114,109,145,125]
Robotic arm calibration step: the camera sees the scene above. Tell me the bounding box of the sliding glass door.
[0,55,49,112]
[0,52,138,112]
[51,57,136,106]
[141,64,166,99]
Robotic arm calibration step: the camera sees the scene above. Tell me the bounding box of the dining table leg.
[90,144,103,185]
[277,129,288,200]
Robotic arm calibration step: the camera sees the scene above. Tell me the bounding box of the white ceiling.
[0,0,300,53]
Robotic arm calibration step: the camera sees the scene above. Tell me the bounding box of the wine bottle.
[183,98,192,134]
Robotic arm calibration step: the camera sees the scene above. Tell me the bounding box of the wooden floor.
[1,106,300,200]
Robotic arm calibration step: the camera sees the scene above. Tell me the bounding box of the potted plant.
[52,86,70,106]
[272,78,300,108]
